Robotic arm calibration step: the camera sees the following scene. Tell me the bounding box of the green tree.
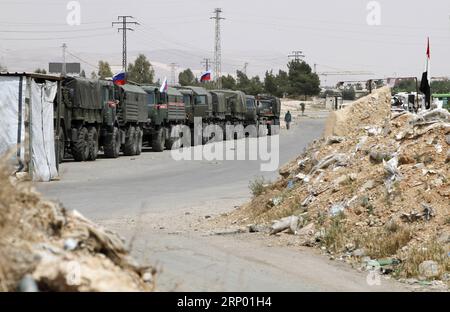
[178,68,195,86]
[392,79,416,94]
[221,74,236,90]
[236,70,251,93]
[275,70,290,97]
[287,60,321,98]
[90,71,98,79]
[342,87,356,101]
[264,71,278,95]
[431,80,450,94]
[80,70,86,78]
[34,68,47,74]
[98,61,113,79]
[128,54,154,84]
[247,76,264,96]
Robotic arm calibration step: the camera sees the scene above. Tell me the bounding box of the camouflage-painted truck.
[104,83,147,157]
[57,78,147,161]
[57,77,103,162]
[141,86,186,151]
[256,94,281,136]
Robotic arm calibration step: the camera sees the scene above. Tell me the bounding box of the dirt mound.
[230,87,449,284]
[0,164,155,292]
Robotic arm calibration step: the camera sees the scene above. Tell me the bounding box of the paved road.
[38,117,407,292]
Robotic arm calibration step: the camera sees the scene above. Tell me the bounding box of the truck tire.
[152,127,165,152]
[72,127,90,162]
[87,126,99,161]
[124,126,137,156]
[135,127,143,156]
[58,126,65,163]
[104,126,120,158]
[165,127,175,150]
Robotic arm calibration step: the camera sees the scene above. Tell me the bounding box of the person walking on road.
[284,111,292,130]
[300,102,305,116]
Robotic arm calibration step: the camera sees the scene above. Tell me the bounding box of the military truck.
[58,77,103,162]
[111,84,147,157]
[244,95,258,127]
[177,86,213,125]
[141,86,186,151]
[256,94,281,136]
[212,90,247,123]
[177,86,213,145]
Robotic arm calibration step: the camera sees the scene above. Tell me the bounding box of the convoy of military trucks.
[56,77,281,162]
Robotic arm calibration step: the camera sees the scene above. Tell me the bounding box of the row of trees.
[177,60,321,97]
[392,79,450,94]
[25,55,324,98]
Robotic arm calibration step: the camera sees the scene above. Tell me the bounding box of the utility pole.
[201,58,211,72]
[61,43,67,76]
[112,16,139,70]
[169,63,178,85]
[211,8,225,89]
[243,62,249,75]
[288,50,305,62]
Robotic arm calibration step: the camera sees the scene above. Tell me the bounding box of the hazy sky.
[1,0,449,84]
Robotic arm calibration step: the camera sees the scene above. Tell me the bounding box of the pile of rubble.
[0,163,155,292]
[233,87,449,284]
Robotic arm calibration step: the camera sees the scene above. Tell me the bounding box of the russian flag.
[159,77,168,93]
[113,71,126,86]
[200,70,212,82]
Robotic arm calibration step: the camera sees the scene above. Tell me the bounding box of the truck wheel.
[124,126,137,156]
[58,126,65,163]
[165,127,175,150]
[152,128,165,152]
[72,127,90,162]
[87,127,99,161]
[104,126,120,158]
[135,127,143,156]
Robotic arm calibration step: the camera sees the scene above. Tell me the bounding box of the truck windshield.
[195,95,206,105]
[259,100,272,110]
[246,99,255,108]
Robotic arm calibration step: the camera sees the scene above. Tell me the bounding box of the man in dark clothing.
[284,111,292,130]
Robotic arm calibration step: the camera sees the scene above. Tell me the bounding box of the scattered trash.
[271,196,283,207]
[327,136,345,145]
[270,216,302,235]
[287,180,295,190]
[401,204,435,223]
[329,202,346,217]
[419,260,440,279]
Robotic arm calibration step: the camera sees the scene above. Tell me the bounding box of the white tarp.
[31,80,58,182]
[0,76,25,169]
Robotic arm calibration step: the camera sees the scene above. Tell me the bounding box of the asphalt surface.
[38,116,408,292]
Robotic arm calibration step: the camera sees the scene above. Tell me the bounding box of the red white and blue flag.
[160,77,168,93]
[200,70,212,82]
[113,71,126,86]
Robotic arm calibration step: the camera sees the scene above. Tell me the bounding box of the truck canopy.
[64,77,102,110]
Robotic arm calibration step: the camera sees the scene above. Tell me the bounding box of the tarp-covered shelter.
[0,73,62,182]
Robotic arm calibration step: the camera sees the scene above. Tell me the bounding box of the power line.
[201,58,211,71]
[211,8,225,89]
[288,50,305,62]
[112,16,139,70]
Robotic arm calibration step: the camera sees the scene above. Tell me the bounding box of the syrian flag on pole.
[200,70,212,82]
[419,37,431,109]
